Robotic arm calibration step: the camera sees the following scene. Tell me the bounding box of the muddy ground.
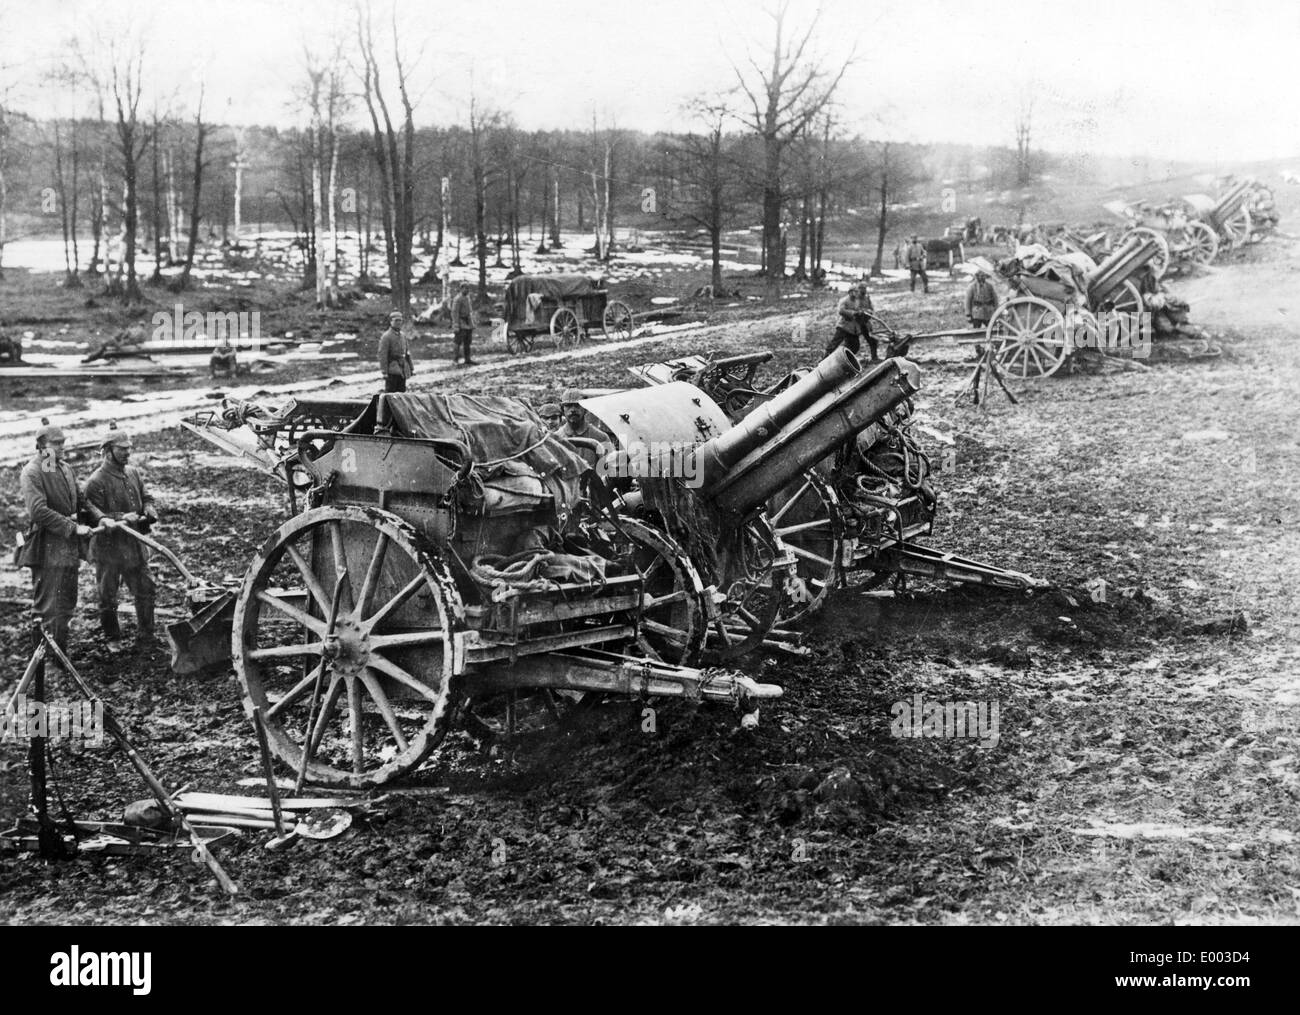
[0,219,1298,924]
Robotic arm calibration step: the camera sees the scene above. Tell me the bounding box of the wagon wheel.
[506,332,521,355]
[768,471,843,624]
[602,300,634,342]
[985,296,1069,379]
[1220,207,1251,249]
[701,517,786,662]
[551,307,581,349]
[1124,228,1169,279]
[233,506,463,789]
[1182,221,1219,265]
[1107,280,1144,319]
[607,516,707,665]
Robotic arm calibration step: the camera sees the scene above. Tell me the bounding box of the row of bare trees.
[0,2,1037,313]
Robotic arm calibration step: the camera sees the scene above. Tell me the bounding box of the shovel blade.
[167,591,236,675]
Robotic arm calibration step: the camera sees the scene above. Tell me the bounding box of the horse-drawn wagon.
[501,273,633,354]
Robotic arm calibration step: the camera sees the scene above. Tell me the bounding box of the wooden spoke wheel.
[768,471,842,624]
[605,516,706,665]
[1106,280,1144,318]
[1180,221,1219,265]
[233,506,463,789]
[551,307,582,348]
[986,296,1069,378]
[1123,228,1170,279]
[1219,207,1251,250]
[701,517,785,662]
[506,331,536,355]
[602,300,634,342]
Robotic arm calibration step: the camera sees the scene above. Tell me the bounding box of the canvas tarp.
[503,273,599,325]
[373,392,591,517]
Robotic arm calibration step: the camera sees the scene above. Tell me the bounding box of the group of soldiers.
[823,244,1000,359]
[376,284,479,391]
[17,421,158,662]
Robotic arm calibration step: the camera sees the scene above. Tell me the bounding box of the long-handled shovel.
[109,524,235,675]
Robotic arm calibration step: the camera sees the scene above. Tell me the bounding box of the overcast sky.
[5,0,1298,165]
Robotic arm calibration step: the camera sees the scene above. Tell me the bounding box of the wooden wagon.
[502,273,633,354]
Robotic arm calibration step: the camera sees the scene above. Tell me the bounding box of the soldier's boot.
[136,601,157,644]
[100,606,123,653]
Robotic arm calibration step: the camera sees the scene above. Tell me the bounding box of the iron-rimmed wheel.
[701,517,786,662]
[602,300,634,342]
[233,506,463,789]
[1181,221,1219,265]
[1107,279,1144,318]
[986,296,1069,378]
[608,515,707,665]
[1220,207,1251,249]
[768,471,842,624]
[551,307,581,348]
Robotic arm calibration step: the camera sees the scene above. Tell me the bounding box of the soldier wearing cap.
[450,284,476,366]
[965,269,998,328]
[84,424,158,652]
[538,402,563,431]
[826,282,878,362]
[906,235,929,293]
[556,389,612,466]
[377,310,414,392]
[16,419,109,652]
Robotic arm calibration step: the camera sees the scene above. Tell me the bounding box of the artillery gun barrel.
[693,356,921,515]
[689,347,860,477]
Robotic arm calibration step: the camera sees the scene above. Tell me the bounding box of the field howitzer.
[170,387,796,789]
[624,348,1049,622]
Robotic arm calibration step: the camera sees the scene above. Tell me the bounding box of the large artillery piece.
[175,353,934,785]
[580,349,918,656]
[1101,199,1220,277]
[1181,178,1258,251]
[181,392,787,788]
[981,232,1161,379]
[629,349,1047,622]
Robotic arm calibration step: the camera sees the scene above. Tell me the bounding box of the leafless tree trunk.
[356,0,416,313]
[176,87,209,291]
[1015,92,1034,187]
[678,102,733,294]
[731,1,855,279]
[108,41,152,303]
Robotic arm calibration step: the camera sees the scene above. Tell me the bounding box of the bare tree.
[304,41,349,308]
[867,141,925,277]
[1015,90,1034,188]
[175,84,211,291]
[675,100,737,294]
[106,36,153,303]
[467,96,502,299]
[731,1,855,279]
[356,0,418,314]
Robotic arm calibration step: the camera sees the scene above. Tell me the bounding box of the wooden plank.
[177,792,360,812]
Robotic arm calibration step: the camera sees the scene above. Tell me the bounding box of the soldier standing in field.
[377,311,414,392]
[84,425,159,653]
[966,270,998,328]
[907,235,929,293]
[17,420,111,654]
[451,284,477,366]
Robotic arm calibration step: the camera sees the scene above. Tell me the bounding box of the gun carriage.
[630,350,1045,623]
